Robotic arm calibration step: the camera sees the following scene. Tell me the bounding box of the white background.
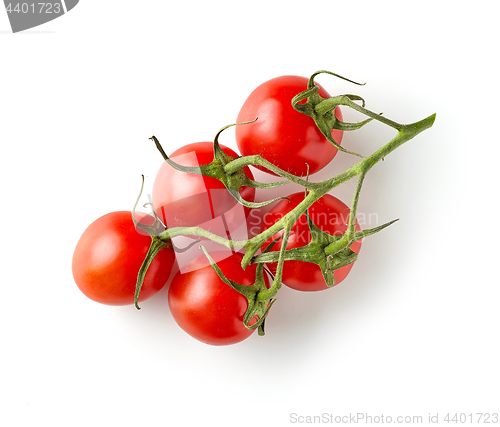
[1,1,499,426]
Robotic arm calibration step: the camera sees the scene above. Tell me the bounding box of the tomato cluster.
[72,72,435,346]
[72,75,361,345]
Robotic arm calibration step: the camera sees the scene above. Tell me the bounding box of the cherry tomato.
[261,193,362,292]
[72,211,175,305]
[152,142,255,236]
[168,252,269,346]
[235,75,343,176]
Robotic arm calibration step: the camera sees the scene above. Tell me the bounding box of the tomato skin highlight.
[72,211,175,305]
[261,193,362,292]
[168,252,268,346]
[152,142,255,230]
[235,75,343,176]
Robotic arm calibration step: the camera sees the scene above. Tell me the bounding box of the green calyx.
[150,122,289,210]
[292,70,370,158]
[131,176,172,310]
[253,208,399,288]
[134,236,170,310]
[200,246,275,336]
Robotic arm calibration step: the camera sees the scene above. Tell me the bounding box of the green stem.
[159,226,247,249]
[307,70,365,89]
[135,237,170,309]
[319,113,436,190]
[242,190,319,268]
[149,136,209,176]
[345,170,367,242]
[315,95,402,131]
[245,178,290,190]
[255,220,292,301]
[224,155,320,190]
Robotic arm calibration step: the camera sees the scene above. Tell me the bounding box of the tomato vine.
[133,70,436,336]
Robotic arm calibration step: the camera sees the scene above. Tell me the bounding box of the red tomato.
[152,142,255,237]
[261,193,362,292]
[168,252,269,346]
[235,75,343,176]
[72,211,175,305]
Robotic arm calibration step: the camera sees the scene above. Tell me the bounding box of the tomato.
[261,193,362,292]
[235,75,343,177]
[152,142,255,237]
[72,211,175,305]
[168,252,269,346]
